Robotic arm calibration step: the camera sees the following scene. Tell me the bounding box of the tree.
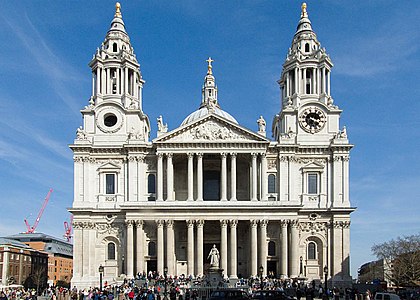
[31,266,47,294]
[372,234,420,287]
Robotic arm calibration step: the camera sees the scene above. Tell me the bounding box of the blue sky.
[0,1,419,278]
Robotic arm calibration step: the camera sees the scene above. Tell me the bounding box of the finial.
[115,2,122,18]
[206,57,214,75]
[301,2,308,18]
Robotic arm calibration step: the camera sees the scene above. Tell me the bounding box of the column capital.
[260,152,267,158]
[135,220,144,228]
[156,219,165,228]
[260,219,269,227]
[230,152,237,158]
[187,152,194,158]
[157,152,164,158]
[166,220,174,228]
[290,219,299,228]
[196,219,205,227]
[187,219,195,227]
[280,220,289,227]
[166,153,173,159]
[197,152,203,158]
[221,152,227,158]
[250,219,258,228]
[220,219,228,228]
[229,219,238,228]
[125,220,134,228]
[251,152,258,158]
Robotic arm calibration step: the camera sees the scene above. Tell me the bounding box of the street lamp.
[121,254,125,275]
[99,265,104,291]
[300,256,303,276]
[164,266,168,300]
[259,265,264,291]
[323,265,328,300]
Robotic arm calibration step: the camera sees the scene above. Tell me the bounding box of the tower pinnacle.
[115,2,122,18]
[301,3,308,18]
[206,57,214,75]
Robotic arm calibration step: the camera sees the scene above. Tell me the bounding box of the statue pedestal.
[204,267,224,287]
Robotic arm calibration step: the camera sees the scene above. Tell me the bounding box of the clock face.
[299,107,326,133]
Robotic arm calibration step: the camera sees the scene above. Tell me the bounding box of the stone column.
[250,220,258,276]
[106,68,110,94]
[126,220,134,277]
[289,220,299,278]
[187,153,194,201]
[136,220,144,274]
[101,67,106,95]
[220,220,228,278]
[82,225,89,277]
[280,220,288,277]
[1,250,9,286]
[229,220,238,278]
[96,67,101,95]
[196,220,204,276]
[156,220,165,274]
[166,220,175,275]
[342,221,351,278]
[251,153,258,201]
[343,156,350,206]
[137,155,145,201]
[125,68,129,95]
[166,153,174,201]
[333,221,343,279]
[230,153,237,201]
[332,156,342,207]
[197,153,203,201]
[187,220,195,276]
[128,156,137,202]
[221,153,227,201]
[116,67,120,94]
[322,68,326,94]
[259,219,268,276]
[261,153,268,201]
[157,153,164,201]
[73,224,82,278]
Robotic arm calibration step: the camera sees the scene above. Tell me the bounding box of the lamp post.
[99,265,104,292]
[323,265,328,300]
[164,266,168,300]
[121,254,125,275]
[300,256,303,277]
[259,265,264,291]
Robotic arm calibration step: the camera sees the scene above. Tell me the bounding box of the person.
[207,244,220,268]
[257,116,266,132]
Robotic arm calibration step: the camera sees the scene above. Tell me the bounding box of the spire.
[115,2,122,18]
[201,57,219,110]
[295,2,313,34]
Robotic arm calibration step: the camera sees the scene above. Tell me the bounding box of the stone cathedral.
[70,3,354,289]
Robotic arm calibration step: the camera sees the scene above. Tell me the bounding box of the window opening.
[308,242,316,260]
[308,173,318,194]
[268,174,276,193]
[106,174,115,194]
[108,242,116,260]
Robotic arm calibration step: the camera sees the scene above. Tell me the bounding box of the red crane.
[24,188,53,233]
[64,214,73,242]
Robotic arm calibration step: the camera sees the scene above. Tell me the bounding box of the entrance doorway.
[147,260,157,273]
[267,261,277,278]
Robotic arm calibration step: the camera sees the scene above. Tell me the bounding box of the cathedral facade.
[70,3,354,289]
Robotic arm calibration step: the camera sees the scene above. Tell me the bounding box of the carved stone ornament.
[267,159,277,170]
[128,127,144,141]
[300,221,327,234]
[96,222,124,235]
[171,121,249,142]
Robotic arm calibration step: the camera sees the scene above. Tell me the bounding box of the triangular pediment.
[154,114,269,144]
[301,161,325,170]
[97,161,121,172]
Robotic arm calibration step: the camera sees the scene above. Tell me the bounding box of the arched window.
[268,174,276,193]
[148,241,156,256]
[148,174,156,193]
[113,43,117,52]
[306,68,312,94]
[308,242,316,260]
[108,242,116,260]
[305,43,310,52]
[268,241,276,256]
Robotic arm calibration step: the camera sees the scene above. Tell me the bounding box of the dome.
[181,107,238,126]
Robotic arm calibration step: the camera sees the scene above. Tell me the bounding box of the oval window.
[104,114,117,127]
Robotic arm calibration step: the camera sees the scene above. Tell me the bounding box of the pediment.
[300,161,325,170]
[154,114,269,144]
[97,161,121,172]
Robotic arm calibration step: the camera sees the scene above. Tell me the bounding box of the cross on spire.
[206,57,214,75]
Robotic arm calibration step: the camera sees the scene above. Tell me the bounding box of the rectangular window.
[106,174,115,194]
[308,173,318,194]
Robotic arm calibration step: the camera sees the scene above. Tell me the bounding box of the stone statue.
[257,116,266,132]
[157,115,168,133]
[207,244,220,268]
[76,126,87,140]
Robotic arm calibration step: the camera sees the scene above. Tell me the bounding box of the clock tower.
[273,3,345,145]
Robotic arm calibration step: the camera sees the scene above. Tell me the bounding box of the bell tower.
[272,3,345,144]
[76,2,150,146]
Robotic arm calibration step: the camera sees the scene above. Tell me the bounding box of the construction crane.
[24,188,53,233]
[63,214,73,242]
